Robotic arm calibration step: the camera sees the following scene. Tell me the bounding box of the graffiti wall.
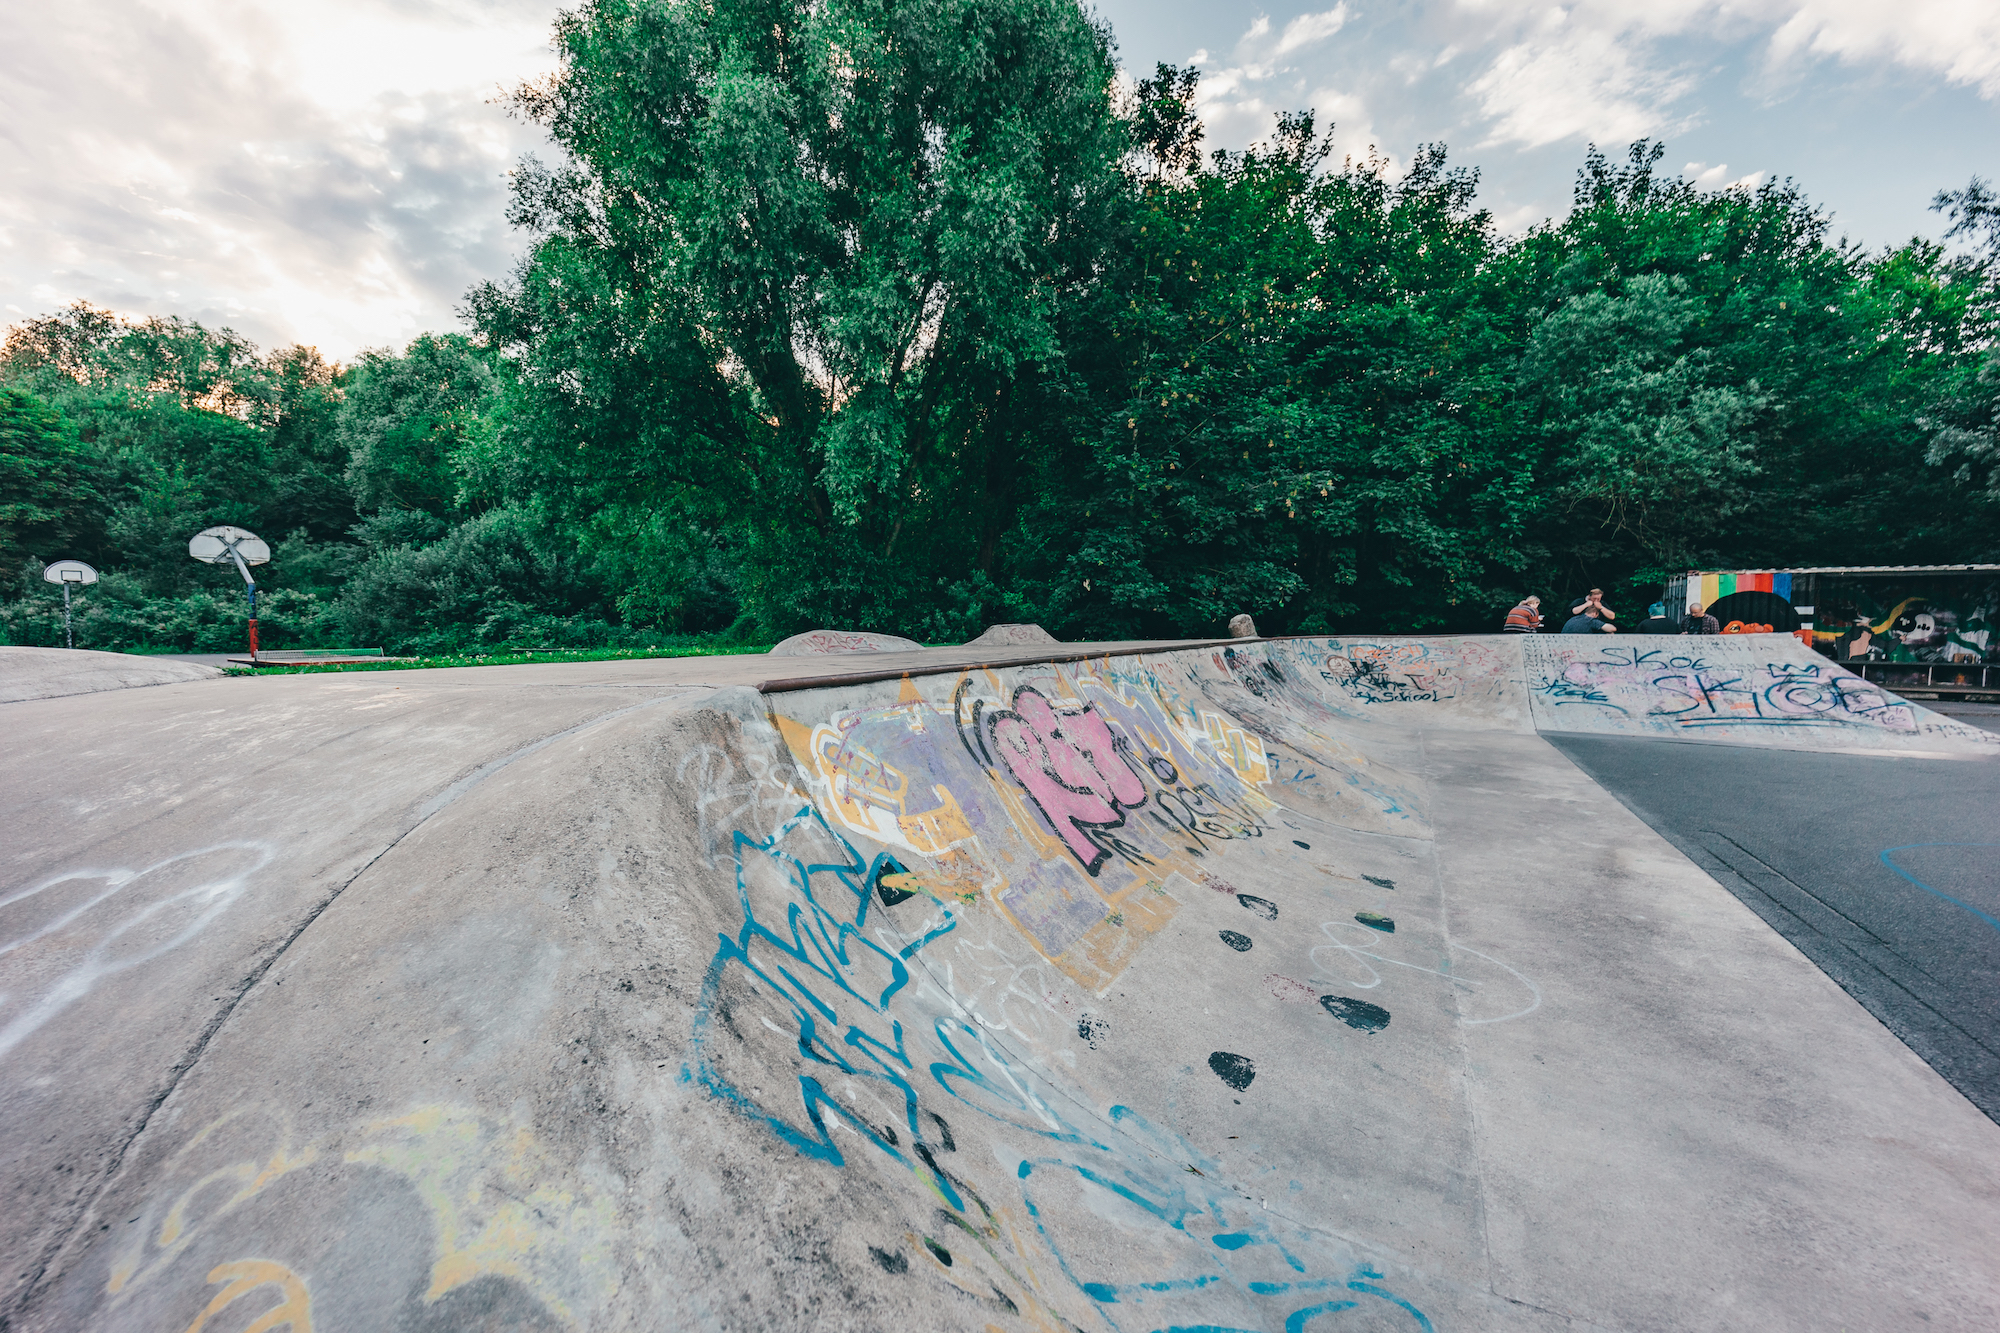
[1520,635,2000,749]
[1811,575,2000,665]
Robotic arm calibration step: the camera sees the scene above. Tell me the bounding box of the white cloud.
[1466,23,1698,149]
[1277,6,1351,56]
[1765,0,2000,97]
[1683,161,1766,190]
[0,0,558,359]
[1187,8,1370,155]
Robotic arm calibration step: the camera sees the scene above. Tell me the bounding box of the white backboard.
[42,559,98,585]
[188,526,271,565]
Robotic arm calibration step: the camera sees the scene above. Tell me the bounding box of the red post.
[248,618,260,662]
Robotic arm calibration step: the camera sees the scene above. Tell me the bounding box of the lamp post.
[187,526,272,661]
[41,560,98,649]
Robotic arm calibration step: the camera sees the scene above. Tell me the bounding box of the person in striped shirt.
[1502,596,1542,633]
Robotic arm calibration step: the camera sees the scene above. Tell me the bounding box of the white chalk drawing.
[0,843,273,1060]
[1310,920,1542,1025]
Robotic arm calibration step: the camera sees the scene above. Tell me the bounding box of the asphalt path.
[1549,733,2000,1125]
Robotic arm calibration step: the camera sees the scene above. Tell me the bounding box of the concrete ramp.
[1264,634,1996,753]
[2,639,1997,1331]
[0,647,220,704]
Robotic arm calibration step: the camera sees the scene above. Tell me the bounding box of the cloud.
[1277,6,1351,56]
[1464,19,1699,150]
[1186,8,1370,154]
[1450,0,2000,153]
[1765,0,2000,97]
[0,0,558,359]
[1684,161,1767,190]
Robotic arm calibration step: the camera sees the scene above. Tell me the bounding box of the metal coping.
[753,631,1484,693]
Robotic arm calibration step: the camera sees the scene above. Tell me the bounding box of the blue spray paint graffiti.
[684,805,1434,1331]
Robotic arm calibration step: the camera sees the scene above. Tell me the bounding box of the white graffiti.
[1310,920,1542,1025]
[0,843,273,1061]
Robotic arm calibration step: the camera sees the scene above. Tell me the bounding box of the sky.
[2,0,1996,359]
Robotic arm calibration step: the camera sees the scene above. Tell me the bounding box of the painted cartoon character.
[1896,607,1968,662]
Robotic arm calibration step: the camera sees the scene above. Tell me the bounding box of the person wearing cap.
[1680,603,1720,635]
[1636,602,1678,634]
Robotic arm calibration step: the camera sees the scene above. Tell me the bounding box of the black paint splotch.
[870,1246,909,1274]
[1321,995,1391,1033]
[1077,1014,1110,1049]
[873,854,917,906]
[1219,930,1253,952]
[923,1237,954,1267]
[1362,874,1396,890]
[1355,911,1394,933]
[1293,840,1312,850]
[1238,894,1279,920]
[1208,1051,1257,1090]
[927,1110,956,1151]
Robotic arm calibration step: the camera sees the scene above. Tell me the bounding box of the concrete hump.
[768,628,925,656]
[0,647,220,704]
[960,622,1060,648]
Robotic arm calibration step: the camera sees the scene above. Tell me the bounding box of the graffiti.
[1646,661,1917,732]
[181,1260,312,1333]
[1520,637,1940,739]
[1313,646,1456,705]
[1533,675,1626,712]
[983,686,1149,875]
[1213,645,1288,699]
[685,806,1435,1331]
[1310,921,1542,1026]
[102,1101,613,1328]
[0,842,273,1060]
[768,665,1293,987]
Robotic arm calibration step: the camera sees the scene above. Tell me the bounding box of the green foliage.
[4,10,1997,651]
[468,0,1132,636]
[0,388,104,573]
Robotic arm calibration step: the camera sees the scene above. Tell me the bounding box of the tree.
[0,388,105,573]
[468,0,1132,635]
[339,334,499,521]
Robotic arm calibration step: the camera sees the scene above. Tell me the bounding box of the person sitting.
[1680,603,1720,635]
[1563,606,1617,634]
[1502,596,1543,633]
[1635,602,1678,634]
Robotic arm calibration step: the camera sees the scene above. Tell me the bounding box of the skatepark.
[2,632,1997,1331]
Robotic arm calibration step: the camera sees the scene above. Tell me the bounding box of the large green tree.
[468,0,1132,636]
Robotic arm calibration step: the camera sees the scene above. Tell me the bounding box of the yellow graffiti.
[896,783,976,855]
[1199,711,1272,786]
[344,1105,621,1319]
[108,1109,319,1297]
[182,1260,312,1333]
[106,1103,620,1329]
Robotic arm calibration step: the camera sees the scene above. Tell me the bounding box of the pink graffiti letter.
[986,688,1146,875]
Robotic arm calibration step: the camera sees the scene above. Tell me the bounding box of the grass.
[222,642,774,676]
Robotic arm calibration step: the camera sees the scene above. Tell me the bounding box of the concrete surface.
[2,638,1997,1331]
[1548,733,2000,1123]
[768,629,925,655]
[1930,699,2000,735]
[0,648,219,704]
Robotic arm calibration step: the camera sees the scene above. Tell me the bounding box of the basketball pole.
[222,538,259,662]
